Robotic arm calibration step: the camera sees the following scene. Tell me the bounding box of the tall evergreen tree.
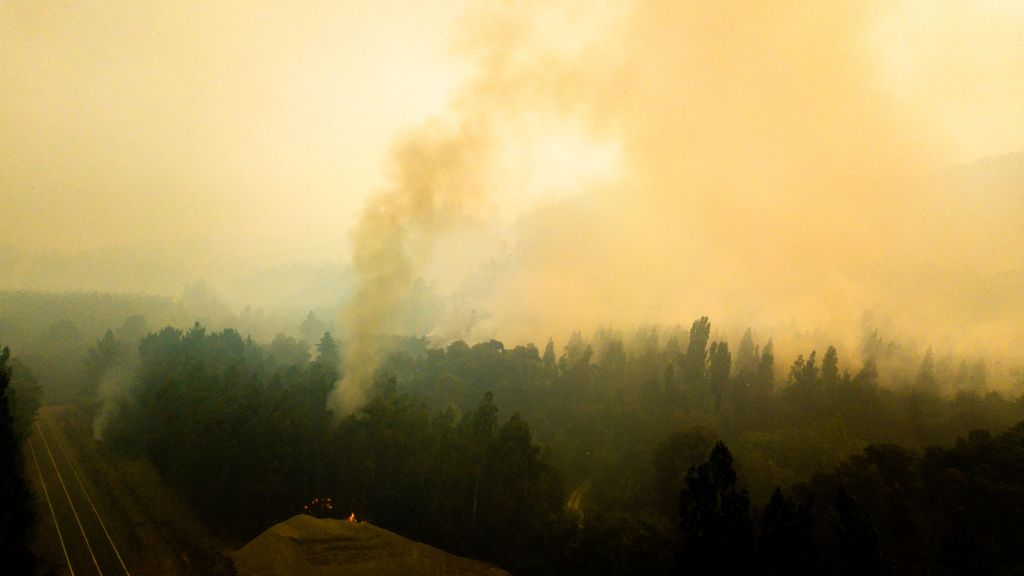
[653,427,716,517]
[664,334,682,363]
[315,331,340,370]
[542,339,556,371]
[836,485,886,576]
[735,328,758,376]
[676,441,753,575]
[915,347,937,394]
[707,341,731,408]
[755,339,775,398]
[854,358,879,388]
[299,310,327,343]
[789,351,819,392]
[821,346,839,390]
[759,488,817,575]
[0,347,36,572]
[683,317,711,386]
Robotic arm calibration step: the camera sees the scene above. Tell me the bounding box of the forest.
[4,290,1024,574]
[5,2,1024,574]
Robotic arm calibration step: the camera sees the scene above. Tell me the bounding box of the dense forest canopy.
[3,1,1024,575]
[93,315,1024,574]
[6,289,1022,573]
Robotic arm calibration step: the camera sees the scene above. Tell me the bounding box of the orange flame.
[347,512,357,523]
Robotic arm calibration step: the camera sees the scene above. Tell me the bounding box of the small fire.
[347,512,357,523]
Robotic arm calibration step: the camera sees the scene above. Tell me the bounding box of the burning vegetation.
[2,2,1023,576]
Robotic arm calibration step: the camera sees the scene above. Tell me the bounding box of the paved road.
[29,414,134,576]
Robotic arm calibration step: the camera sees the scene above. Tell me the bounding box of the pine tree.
[683,317,711,386]
[676,441,753,575]
[315,332,340,370]
[836,485,886,576]
[915,347,937,394]
[821,346,839,390]
[759,488,817,575]
[755,339,775,398]
[735,328,758,376]
[542,339,556,371]
[707,341,731,408]
[0,347,36,572]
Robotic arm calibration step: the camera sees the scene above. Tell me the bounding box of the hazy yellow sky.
[3,1,1023,367]
[2,0,469,264]
[2,1,1020,265]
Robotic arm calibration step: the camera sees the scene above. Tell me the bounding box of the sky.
[2,1,1023,376]
[2,1,469,270]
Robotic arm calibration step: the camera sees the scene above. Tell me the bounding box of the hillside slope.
[233,514,510,576]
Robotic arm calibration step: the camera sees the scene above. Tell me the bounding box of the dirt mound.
[232,515,509,576]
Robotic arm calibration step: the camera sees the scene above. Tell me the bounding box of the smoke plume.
[328,112,496,413]
[332,0,1024,410]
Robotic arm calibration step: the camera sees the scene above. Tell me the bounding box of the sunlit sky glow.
[3,1,1019,265]
[2,1,1022,364]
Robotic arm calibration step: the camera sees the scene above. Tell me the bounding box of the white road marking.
[30,438,76,576]
[45,417,132,575]
[36,421,104,575]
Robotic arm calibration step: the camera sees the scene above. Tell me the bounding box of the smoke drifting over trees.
[329,1,1024,411]
[332,116,494,414]
[3,3,1024,573]
[3,3,1020,373]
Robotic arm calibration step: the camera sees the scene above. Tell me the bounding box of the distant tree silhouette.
[789,351,819,393]
[915,347,937,394]
[315,331,339,370]
[653,427,716,517]
[676,441,753,575]
[707,341,731,408]
[664,334,682,363]
[0,347,36,572]
[542,339,556,371]
[734,328,758,377]
[836,485,886,576]
[821,346,839,390]
[759,488,817,575]
[84,329,128,390]
[268,333,311,368]
[956,358,987,393]
[299,311,327,343]
[755,338,775,398]
[854,358,879,388]
[683,317,711,387]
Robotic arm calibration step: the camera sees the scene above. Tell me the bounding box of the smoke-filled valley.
[3,1,1024,575]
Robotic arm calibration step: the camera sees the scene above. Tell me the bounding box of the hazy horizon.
[3,2,1023,392]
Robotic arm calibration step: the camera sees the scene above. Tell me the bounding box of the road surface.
[29,412,134,575]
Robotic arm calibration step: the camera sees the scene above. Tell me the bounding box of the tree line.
[675,422,1024,575]
[82,315,1024,574]
[103,325,564,573]
[0,346,40,572]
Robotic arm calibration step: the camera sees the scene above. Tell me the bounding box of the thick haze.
[3,2,1023,400]
[1,0,469,287]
